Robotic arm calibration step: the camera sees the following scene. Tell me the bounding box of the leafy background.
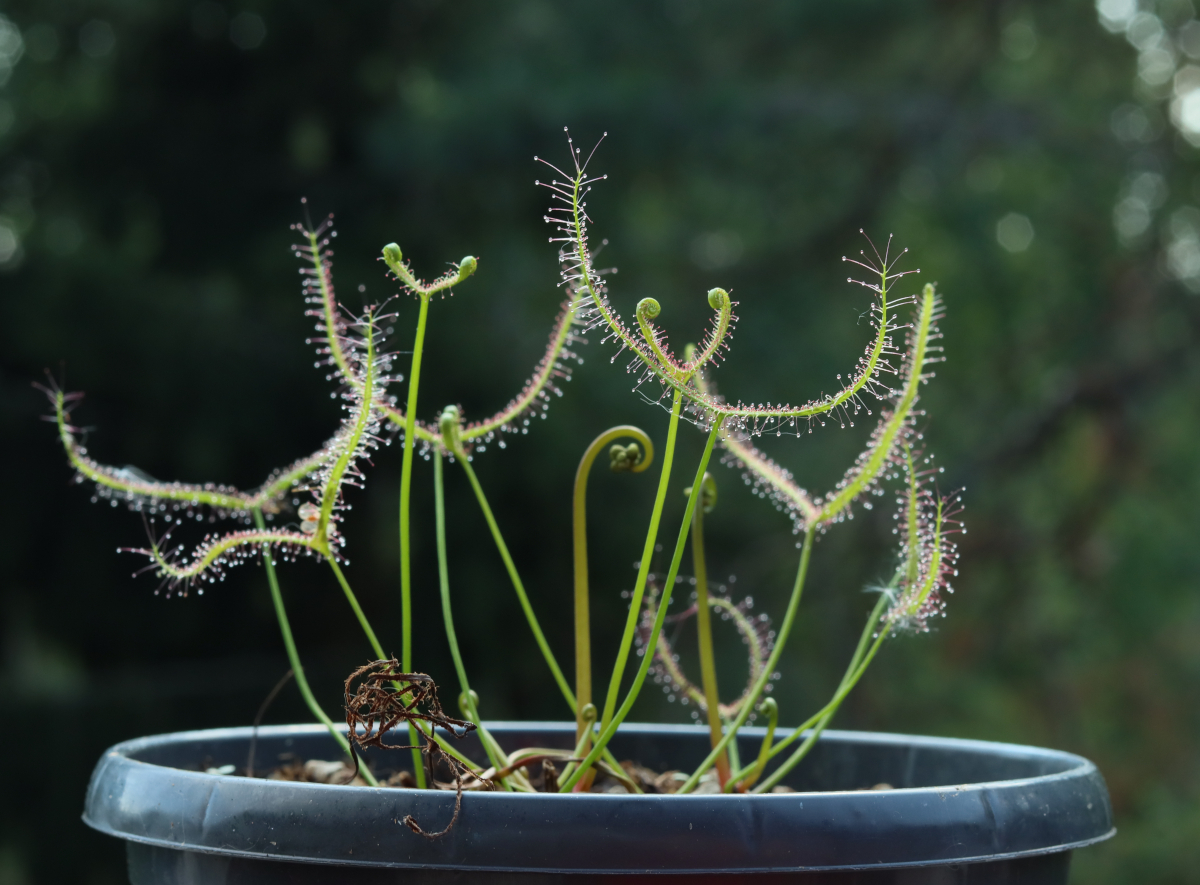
[1,0,1198,882]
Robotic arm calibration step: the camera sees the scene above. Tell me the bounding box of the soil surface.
[205,754,820,793]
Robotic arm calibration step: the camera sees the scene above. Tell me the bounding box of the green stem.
[434,451,471,694]
[675,525,816,794]
[433,451,512,785]
[752,623,891,793]
[461,704,517,791]
[325,558,387,661]
[556,703,598,787]
[756,589,892,767]
[729,697,777,792]
[326,555,424,784]
[457,455,575,707]
[253,509,379,787]
[691,491,729,785]
[411,718,529,788]
[726,484,915,791]
[572,426,655,748]
[724,711,742,774]
[452,449,635,789]
[599,390,684,736]
[726,590,891,791]
[560,419,720,792]
[399,294,431,784]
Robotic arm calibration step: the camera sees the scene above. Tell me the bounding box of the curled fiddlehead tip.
[707,288,729,310]
[634,297,685,378]
[636,297,661,320]
[753,695,782,724]
[439,404,465,458]
[458,688,480,717]
[579,702,597,723]
[683,472,718,514]
[377,240,472,301]
[609,442,643,473]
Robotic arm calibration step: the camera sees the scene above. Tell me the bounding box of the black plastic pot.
[84,722,1113,883]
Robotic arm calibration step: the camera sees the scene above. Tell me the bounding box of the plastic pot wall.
[84,723,1115,883]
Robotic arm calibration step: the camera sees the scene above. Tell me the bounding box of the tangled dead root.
[344,659,479,838]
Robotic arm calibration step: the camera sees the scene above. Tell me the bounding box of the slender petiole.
[397,292,430,784]
[434,450,471,698]
[556,703,597,788]
[729,697,777,792]
[571,426,655,755]
[723,711,742,776]
[433,450,513,786]
[675,525,817,794]
[441,404,634,788]
[458,696,517,792]
[737,469,920,789]
[599,390,683,736]
[397,293,428,666]
[324,556,429,787]
[382,246,475,787]
[457,454,576,707]
[754,587,893,768]
[254,509,380,787]
[325,558,387,662]
[560,420,721,792]
[688,472,728,786]
[753,622,892,793]
[724,588,895,790]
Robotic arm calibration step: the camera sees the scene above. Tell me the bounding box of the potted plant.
[56,137,1113,882]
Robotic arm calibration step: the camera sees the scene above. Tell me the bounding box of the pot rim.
[83,722,1116,874]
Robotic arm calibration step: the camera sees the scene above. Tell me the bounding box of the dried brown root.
[344,659,480,839]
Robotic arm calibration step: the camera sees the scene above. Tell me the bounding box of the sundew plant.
[47,134,962,801]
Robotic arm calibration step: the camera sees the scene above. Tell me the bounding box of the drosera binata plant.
[46,131,962,808]
[535,131,962,793]
[44,296,400,787]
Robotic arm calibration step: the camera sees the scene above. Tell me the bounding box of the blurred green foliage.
[0,0,1198,882]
